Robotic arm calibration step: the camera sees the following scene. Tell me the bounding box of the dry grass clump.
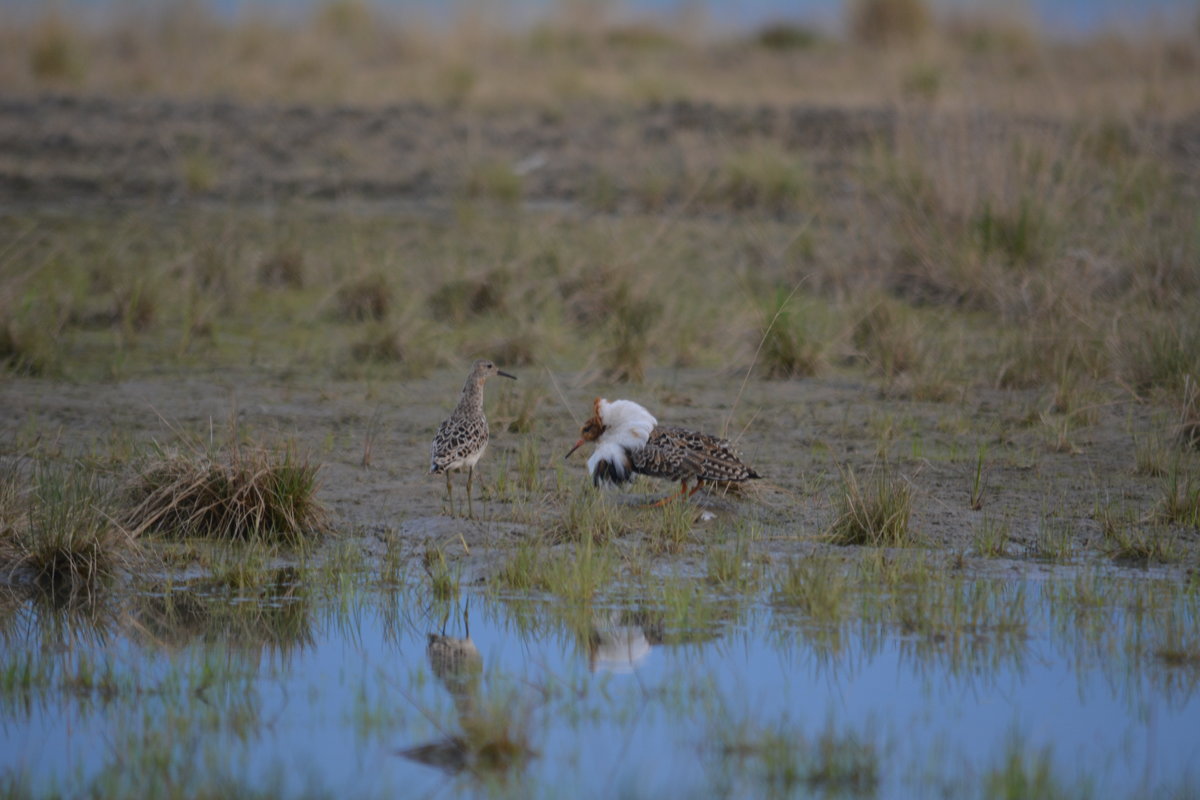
[256,248,306,289]
[29,13,87,83]
[849,0,932,46]
[1157,465,1200,529]
[754,22,823,52]
[1178,377,1200,450]
[333,272,392,322]
[0,301,62,377]
[851,295,921,379]
[602,293,661,383]
[708,146,810,214]
[125,443,328,543]
[1116,317,1200,397]
[1,461,135,593]
[826,466,915,547]
[463,161,523,206]
[349,324,406,364]
[427,269,510,324]
[758,290,826,380]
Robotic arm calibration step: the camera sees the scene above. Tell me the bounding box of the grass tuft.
[601,290,660,383]
[423,543,459,601]
[1178,376,1200,450]
[464,161,523,206]
[125,442,328,543]
[758,289,824,379]
[973,515,1010,558]
[333,272,392,322]
[1117,317,1200,395]
[1027,518,1075,562]
[256,248,306,289]
[709,146,809,214]
[826,467,916,547]
[428,270,510,324]
[849,0,932,46]
[554,491,629,545]
[851,295,922,380]
[30,15,86,83]
[1097,504,1178,564]
[1157,463,1200,528]
[641,499,695,555]
[754,22,822,51]
[2,462,133,593]
[349,323,406,364]
[494,534,615,602]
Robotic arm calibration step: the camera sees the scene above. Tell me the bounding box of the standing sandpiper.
[430,359,516,518]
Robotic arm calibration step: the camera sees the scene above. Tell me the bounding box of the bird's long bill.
[564,438,585,460]
[498,370,517,380]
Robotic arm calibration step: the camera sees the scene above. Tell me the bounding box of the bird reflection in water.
[588,611,652,674]
[396,601,533,778]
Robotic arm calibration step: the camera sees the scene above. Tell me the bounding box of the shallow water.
[1,565,1197,798]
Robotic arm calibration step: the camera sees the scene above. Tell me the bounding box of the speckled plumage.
[430,360,515,517]
[633,426,760,485]
[568,398,760,499]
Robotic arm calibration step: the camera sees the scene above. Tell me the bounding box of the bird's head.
[564,398,606,459]
[472,359,516,381]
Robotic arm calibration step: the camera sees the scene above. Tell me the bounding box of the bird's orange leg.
[649,481,690,507]
[687,480,704,496]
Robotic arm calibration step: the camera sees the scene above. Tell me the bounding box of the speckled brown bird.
[430,359,515,517]
[564,398,760,503]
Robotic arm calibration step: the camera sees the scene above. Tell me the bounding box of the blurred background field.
[2,0,1198,393]
[3,0,1199,113]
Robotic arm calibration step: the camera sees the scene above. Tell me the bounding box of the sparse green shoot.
[973,515,1010,558]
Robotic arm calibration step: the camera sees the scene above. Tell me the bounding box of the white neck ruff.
[587,399,657,485]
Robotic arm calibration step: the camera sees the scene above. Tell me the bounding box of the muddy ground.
[2,361,1191,577]
[2,92,1197,576]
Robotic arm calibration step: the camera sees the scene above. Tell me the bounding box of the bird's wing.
[652,426,760,481]
[631,435,704,482]
[430,415,488,472]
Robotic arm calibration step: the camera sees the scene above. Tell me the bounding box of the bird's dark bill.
[498,371,517,380]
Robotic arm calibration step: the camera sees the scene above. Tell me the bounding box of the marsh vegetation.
[2,0,1200,795]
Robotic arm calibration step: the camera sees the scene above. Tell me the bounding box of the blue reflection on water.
[1,577,1197,798]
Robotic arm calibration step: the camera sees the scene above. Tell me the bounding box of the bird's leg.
[445,471,455,517]
[688,480,704,496]
[466,466,475,519]
[650,481,690,507]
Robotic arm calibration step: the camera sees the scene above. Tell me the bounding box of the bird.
[398,604,483,774]
[430,359,516,518]
[564,397,760,504]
